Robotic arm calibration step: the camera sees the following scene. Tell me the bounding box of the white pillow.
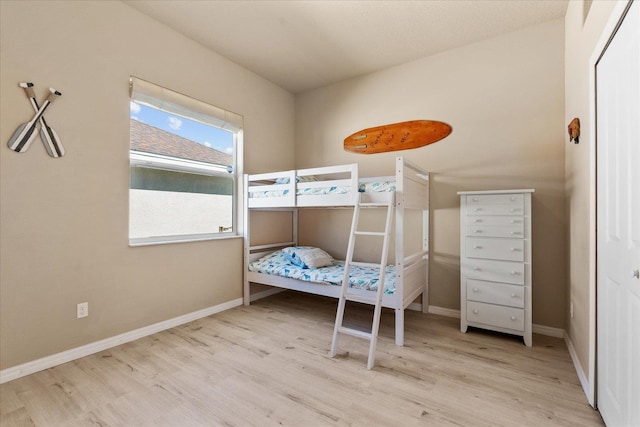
[282,246,333,269]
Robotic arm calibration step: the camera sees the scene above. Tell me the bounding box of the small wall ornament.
[568,117,580,144]
[7,82,65,157]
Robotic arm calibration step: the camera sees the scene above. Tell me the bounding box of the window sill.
[129,233,242,247]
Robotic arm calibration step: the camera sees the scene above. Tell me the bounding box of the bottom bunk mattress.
[248,249,396,294]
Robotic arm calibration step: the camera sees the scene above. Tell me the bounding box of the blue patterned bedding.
[248,181,396,199]
[248,250,396,294]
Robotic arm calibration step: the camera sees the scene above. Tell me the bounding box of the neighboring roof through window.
[130,119,231,166]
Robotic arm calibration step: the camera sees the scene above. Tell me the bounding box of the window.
[129,77,242,245]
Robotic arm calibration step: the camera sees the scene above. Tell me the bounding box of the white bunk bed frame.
[243,157,429,346]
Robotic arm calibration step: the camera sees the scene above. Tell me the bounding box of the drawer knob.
[510,316,517,321]
[473,309,479,314]
[511,293,517,298]
[472,288,479,293]
[510,196,516,201]
[473,267,481,271]
[474,229,483,233]
[472,197,479,201]
[474,208,482,212]
[510,231,521,235]
[510,248,520,252]
[473,219,482,223]
[510,271,520,275]
[510,219,521,224]
[509,208,518,213]
[473,245,483,249]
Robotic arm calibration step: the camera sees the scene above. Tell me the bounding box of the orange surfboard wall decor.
[344,120,452,154]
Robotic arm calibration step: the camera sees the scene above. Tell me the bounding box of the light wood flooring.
[1,291,604,426]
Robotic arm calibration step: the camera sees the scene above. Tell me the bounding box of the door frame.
[589,0,635,408]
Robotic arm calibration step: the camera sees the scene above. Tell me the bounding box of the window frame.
[128,77,243,246]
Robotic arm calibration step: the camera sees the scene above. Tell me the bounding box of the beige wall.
[295,20,567,328]
[0,1,295,369]
[564,0,620,393]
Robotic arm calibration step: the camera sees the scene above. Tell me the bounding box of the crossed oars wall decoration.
[7,82,65,157]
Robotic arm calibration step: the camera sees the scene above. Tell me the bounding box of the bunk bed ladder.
[329,192,394,370]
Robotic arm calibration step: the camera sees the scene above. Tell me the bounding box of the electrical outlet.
[77,302,88,318]
[570,302,574,319]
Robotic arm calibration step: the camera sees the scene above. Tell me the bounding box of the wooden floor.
[1,291,603,426]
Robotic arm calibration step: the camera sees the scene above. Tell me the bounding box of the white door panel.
[596,2,639,426]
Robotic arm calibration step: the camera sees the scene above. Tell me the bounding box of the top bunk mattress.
[248,179,396,200]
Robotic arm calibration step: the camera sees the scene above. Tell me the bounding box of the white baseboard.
[250,287,285,302]
[426,306,566,339]
[0,297,243,384]
[428,305,461,318]
[407,302,422,311]
[563,331,591,405]
[533,323,564,338]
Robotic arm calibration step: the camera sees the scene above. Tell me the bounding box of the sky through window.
[130,101,234,155]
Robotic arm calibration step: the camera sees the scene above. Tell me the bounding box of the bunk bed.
[243,157,430,346]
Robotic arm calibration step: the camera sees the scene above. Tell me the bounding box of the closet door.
[596,2,640,426]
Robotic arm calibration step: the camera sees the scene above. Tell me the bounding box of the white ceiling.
[125,0,568,94]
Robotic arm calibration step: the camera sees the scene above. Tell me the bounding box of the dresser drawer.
[467,301,525,331]
[467,279,524,308]
[467,194,523,206]
[462,259,525,285]
[467,204,525,216]
[466,225,524,238]
[466,237,525,262]
[468,216,525,227]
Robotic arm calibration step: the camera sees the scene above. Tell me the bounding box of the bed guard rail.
[246,170,296,208]
[246,163,360,208]
[396,157,430,210]
[296,163,359,207]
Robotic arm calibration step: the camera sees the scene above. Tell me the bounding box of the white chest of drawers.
[458,189,534,346]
